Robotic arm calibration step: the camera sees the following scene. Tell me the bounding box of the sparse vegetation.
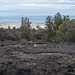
[36,12,75,42]
[20,17,31,40]
[0,12,75,42]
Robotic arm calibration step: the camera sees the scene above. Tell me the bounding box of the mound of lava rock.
[0,51,75,75]
[0,28,19,41]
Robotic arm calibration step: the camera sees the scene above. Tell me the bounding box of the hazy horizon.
[0,15,75,23]
[0,0,75,23]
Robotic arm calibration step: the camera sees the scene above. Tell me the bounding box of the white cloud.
[19,3,36,7]
[58,0,75,3]
[0,0,75,16]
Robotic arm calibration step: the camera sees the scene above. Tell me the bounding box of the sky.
[0,0,75,17]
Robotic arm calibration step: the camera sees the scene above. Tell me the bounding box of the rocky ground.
[0,40,75,75]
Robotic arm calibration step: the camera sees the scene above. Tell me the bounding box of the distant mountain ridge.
[0,16,75,23]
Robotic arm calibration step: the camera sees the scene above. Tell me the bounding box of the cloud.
[0,0,75,16]
[19,3,36,7]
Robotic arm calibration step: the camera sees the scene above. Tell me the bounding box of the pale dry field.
[0,22,45,29]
